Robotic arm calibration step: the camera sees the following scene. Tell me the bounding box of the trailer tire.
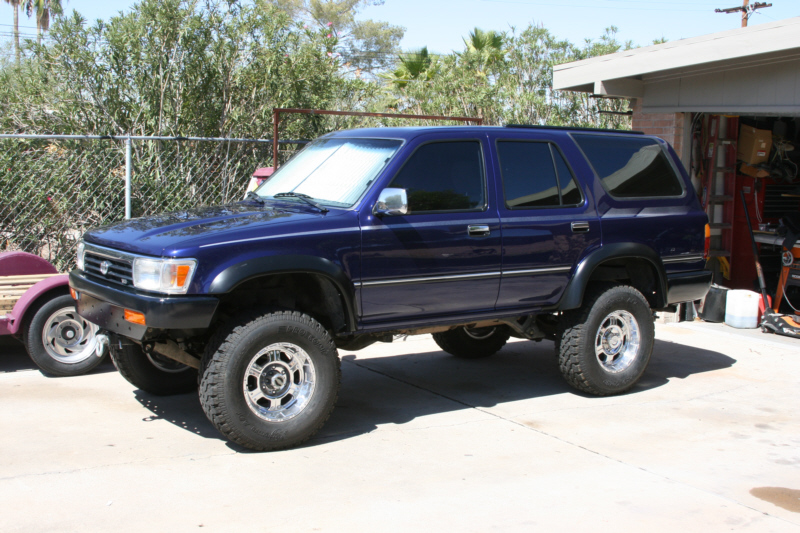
[24,294,106,377]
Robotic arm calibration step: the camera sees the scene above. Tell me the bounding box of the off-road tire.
[24,294,106,377]
[110,340,197,395]
[433,326,511,359]
[557,284,654,396]
[199,311,341,452]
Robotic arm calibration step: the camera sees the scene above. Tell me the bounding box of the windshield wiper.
[244,191,266,205]
[273,192,329,214]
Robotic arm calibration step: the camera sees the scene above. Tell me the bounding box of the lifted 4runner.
[70,125,711,451]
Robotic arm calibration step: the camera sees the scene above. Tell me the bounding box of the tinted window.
[553,148,582,205]
[389,141,485,213]
[497,141,583,208]
[573,134,683,198]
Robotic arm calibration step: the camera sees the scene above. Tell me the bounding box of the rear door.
[490,130,601,309]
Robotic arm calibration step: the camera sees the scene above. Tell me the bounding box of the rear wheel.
[199,311,340,451]
[110,340,197,395]
[557,284,654,396]
[24,294,106,377]
[433,325,510,359]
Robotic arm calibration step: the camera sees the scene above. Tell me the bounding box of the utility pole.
[715,0,772,27]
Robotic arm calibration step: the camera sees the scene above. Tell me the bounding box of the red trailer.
[1,251,106,376]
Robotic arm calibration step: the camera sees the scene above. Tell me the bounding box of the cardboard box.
[739,164,770,178]
[738,125,772,164]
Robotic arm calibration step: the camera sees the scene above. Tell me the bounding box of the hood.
[83,201,338,256]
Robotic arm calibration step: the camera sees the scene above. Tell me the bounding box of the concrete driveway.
[1,323,799,532]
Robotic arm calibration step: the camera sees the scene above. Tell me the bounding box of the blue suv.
[70,125,711,451]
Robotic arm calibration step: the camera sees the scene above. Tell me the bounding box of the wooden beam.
[593,79,644,98]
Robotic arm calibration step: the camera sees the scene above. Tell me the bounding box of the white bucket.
[724,290,760,329]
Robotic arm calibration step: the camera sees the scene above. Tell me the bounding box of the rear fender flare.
[557,243,666,311]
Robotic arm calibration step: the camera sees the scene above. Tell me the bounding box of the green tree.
[384,46,433,89]
[2,0,374,139]
[269,0,404,73]
[24,0,66,45]
[3,0,22,63]
[459,27,504,77]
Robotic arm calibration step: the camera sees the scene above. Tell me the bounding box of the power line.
[715,1,772,27]
[482,0,717,10]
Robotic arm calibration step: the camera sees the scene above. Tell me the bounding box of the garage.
[553,17,800,321]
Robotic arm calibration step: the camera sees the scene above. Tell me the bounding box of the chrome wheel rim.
[243,342,316,422]
[41,306,99,364]
[595,310,640,373]
[463,326,496,340]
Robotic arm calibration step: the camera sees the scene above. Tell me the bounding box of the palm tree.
[384,47,434,90]
[3,0,22,63]
[461,27,504,77]
[24,0,65,45]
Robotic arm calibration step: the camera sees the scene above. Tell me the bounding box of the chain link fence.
[0,134,306,271]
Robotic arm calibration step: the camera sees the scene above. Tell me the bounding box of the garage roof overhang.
[553,17,800,116]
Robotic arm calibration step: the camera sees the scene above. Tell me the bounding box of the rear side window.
[496,141,583,209]
[572,134,683,198]
[389,141,485,213]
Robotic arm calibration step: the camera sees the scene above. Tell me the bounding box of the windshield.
[256,137,402,208]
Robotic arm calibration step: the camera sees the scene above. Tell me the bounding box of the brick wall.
[631,98,685,156]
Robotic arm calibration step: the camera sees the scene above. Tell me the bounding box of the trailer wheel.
[24,294,106,377]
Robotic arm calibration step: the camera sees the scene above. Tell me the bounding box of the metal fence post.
[125,136,132,219]
[0,133,305,269]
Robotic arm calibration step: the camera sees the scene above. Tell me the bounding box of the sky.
[1,0,798,54]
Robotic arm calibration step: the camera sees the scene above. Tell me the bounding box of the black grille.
[84,252,134,287]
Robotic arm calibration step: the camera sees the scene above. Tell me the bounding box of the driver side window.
[388,141,485,214]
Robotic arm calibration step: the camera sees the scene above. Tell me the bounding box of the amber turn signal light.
[124,309,146,325]
[70,288,78,300]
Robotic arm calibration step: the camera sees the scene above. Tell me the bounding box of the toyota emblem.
[100,260,111,275]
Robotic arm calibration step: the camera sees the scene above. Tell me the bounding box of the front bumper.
[666,270,713,304]
[69,270,219,341]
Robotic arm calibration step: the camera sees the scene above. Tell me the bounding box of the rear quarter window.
[572,134,683,198]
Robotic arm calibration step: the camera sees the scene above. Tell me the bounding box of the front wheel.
[24,294,106,377]
[199,311,341,452]
[110,340,197,395]
[557,284,654,396]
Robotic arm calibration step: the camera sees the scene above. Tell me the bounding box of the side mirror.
[374,188,408,217]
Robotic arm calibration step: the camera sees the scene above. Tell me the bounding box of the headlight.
[76,241,85,271]
[133,258,197,294]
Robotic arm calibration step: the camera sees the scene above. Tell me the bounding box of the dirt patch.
[750,487,800,513]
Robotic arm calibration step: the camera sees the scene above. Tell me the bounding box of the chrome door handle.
[571,221,590,233]
[468,225,490,237]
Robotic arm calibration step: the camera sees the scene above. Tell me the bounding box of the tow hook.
[96,333,109,357]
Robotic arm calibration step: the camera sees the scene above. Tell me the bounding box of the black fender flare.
[556,243,667,311]
[208,255,357,332]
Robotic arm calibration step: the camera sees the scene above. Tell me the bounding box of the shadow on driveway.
[123,337,736,450]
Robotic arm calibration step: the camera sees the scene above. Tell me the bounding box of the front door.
[359,137,502,324]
